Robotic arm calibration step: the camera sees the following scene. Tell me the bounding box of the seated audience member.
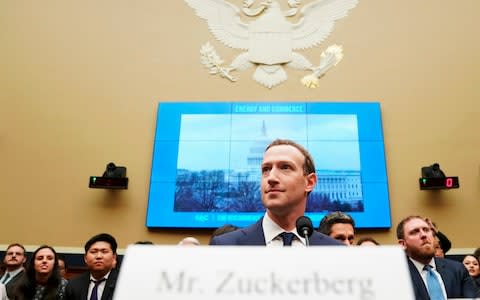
[209,139,341,247]
[209,224,239,244]
[433,237,445,258]
[178,237,200,246]
[318,211,355,246]
[57,254,67,279]
[65,233,119,300]
[425,217,451,256]
[1,243,27,298]
[0,284,7,300]
[356,237,379,246]
[12,245,68,300]
[397,215,476,299]
[463,255,480,292]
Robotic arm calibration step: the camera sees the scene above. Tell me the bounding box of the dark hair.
[473,248,480,260]
[463,254,480,265]
[396,215,424,239]
[265,139,316,175]
[318,211,355,235]
[14,245,61,300]
[134,240,154,245]
[356,237,380,246]
[84,233,117,254]
[57,253,67,270]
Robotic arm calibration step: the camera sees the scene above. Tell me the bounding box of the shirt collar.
[409,257,436,274]
[90,270,111,282]
[262,212,305,245]
[6,268,23,278]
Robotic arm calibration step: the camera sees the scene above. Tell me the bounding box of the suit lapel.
[81,273,90,300]
[407,258,430,300]
[101,269,118,300]
[240,218,266,245]
[434,257,452,297]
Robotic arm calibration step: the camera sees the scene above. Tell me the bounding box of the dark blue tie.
[280,232,295,246]
[424,265,445,300]
[90,278,106,300]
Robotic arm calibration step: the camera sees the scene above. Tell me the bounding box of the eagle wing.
[184,0,249,50]
[292,0,358,50]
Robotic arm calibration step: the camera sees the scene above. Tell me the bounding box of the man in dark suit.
[397,216,476,299]
[1,243,26,298]
[210,139,341,246]
[66,233,119,300]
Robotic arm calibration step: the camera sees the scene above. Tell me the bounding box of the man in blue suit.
[210,139,341,247]
[397,216,477,299]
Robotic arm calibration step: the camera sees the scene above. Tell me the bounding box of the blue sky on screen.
[177,114,360,171]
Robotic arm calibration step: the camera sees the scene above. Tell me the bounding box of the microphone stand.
[302,228,310,247]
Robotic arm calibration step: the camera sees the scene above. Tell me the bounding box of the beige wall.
[1,0,479,250]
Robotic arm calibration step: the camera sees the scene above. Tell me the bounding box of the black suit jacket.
[210,217,342,246]
[407,257,476,299]
[65,269,118,300]
[5,269,24,299]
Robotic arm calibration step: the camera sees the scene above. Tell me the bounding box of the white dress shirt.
[409,257,447,299]
[88,271,111,300]
[262,213,306,247]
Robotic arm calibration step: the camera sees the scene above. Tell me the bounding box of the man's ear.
[305,173,317,193]
[398,239,406,250]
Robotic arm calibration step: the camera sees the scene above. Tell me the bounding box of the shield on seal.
[248,4,292,65]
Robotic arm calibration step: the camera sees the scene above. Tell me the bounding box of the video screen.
[146,102,390,229]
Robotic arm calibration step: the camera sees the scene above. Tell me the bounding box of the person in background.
[318,211,355,246]
[433,237,445,258]
[12,245,67,300]
[178,237,200,246]
[209,224,239,244]
[210,139,341,247]
[425,218,451,256]
[462,254,480,294]
[397,215,476,299]
[65,233,119,300]
[57,254,67,280]
[356,237,380,246]
[1,243,27,298]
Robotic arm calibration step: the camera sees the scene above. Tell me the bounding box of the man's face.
[34,248,55,276]
[58,259,66,278]
[329,223,355,246]
[398,218,435,263]
[3,245,26,270]
[261,145,316,217]
[84,241,117,276]
[433,238,444,258]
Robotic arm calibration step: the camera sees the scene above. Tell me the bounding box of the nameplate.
[113,245,414,300]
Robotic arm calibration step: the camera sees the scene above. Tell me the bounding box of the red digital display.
[419,177,459,190]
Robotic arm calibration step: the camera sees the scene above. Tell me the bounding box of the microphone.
[296,216,314,247]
